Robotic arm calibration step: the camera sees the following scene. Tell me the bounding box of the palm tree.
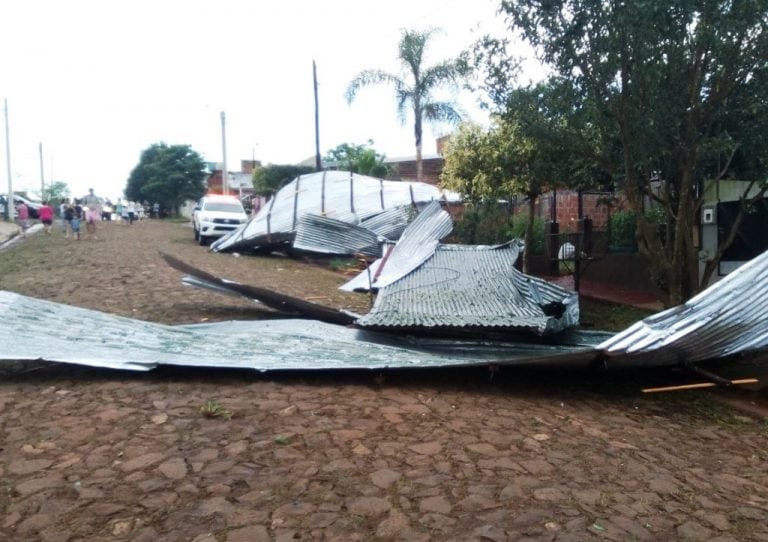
[345,28,465,182]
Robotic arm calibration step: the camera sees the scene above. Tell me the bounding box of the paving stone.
[226,524,270,542]
[118,452,164,472]
[347,496,391,517]
[677,520,713,541]
[409,441,442,456]
[8,458,54,475]
[371,468,402,489]
[419,495,452,514]
[157,457,188,480]
[14,474,64,496]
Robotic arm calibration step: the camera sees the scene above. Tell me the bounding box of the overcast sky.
[2,0,542,201]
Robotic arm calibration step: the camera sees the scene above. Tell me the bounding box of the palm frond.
[420,61,462,89]
[398,28,439,81]
[345,70,403,104]
[422,102,463,125]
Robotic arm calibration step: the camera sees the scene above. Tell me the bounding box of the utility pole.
[4,98,12,221]
[220,111,228,196]
[313,60,321,171]
[39,142,45,196]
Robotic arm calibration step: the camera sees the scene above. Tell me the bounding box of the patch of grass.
[200,399,233,420]
[672,393,764,426]
[328,257,362,273]
[273,434,291,445]
[579,297,656,331]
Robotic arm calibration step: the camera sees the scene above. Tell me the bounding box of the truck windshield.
[203,202,243,213]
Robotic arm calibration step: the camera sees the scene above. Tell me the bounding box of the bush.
[453,203,511,245]
[609,210,637,250]
[609,207,668,251]
[508,214,546,255]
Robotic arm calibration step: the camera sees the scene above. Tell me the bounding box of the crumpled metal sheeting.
[0,291,607,371]
[212,171,459,253]
[293,214,382,257]
[359,206,415,241]
[598,247,768,365]
[365,201,454,289]
[356,242,579,335]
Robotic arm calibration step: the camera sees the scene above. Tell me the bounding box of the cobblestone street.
[0,220,766,541]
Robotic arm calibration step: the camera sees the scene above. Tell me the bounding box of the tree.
[125,143,207,214]
[323,141,393,178]
[499,0,768,305]
[442,83,594,272]
[38,181,70,205]
[252,164,315,198]
[346,28,466,182]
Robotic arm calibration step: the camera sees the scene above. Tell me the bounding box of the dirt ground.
[0,219,767,541]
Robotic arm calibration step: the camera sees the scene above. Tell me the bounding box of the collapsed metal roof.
[0,290,609,372]
[211,171,460,253]
[355,242,579,336]
[333,201,577,336]
[292,206,415,258]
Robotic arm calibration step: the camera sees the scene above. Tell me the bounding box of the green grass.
[579,297,656,331]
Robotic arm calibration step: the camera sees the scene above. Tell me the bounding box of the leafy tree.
[125,143,206,214]
[442,84,588,272]
[346,28,467,182]
[38,181,70,205]
[499,0,768,305]
[252,164,314,197]
[323,141,393,178]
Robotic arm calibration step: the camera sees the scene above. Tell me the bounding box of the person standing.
[63,202,75,239]
[38,201,55,235]
[16,201,30,238]
[59,198,69,234]
[82,188,101,240]
[71,200,83,240]
[126,200,137,225]
[115,198,124,222]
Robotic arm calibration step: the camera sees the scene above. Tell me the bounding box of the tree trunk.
[414,105,423,182]
[523,194,536,274]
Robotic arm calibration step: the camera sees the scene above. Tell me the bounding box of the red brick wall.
[392,157,444,185]
[535,191,627,231]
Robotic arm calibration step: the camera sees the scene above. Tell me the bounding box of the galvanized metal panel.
[293,214,382,257]
[598,247,768,365]
[365,201,454,289]
[212,171,459,253]
[0,291,606,371]
[356,242,579,335]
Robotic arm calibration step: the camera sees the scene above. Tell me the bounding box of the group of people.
[113,199,141,225]
[57,188,102,240]
[11,190,158,241]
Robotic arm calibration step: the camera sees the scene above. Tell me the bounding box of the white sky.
[2,0,542,201]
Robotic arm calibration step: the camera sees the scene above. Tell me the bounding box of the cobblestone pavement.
[0,220,766,541]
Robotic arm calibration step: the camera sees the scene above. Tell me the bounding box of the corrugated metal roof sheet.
[211,171,460,253]
[0,290,608,371]
[356,242,579,335]
[293,214,382,257]
[598,247,768,366]
[363,201,454,289]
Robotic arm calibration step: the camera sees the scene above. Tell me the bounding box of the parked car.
[0,194,41,219]
[192,195,248,245]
